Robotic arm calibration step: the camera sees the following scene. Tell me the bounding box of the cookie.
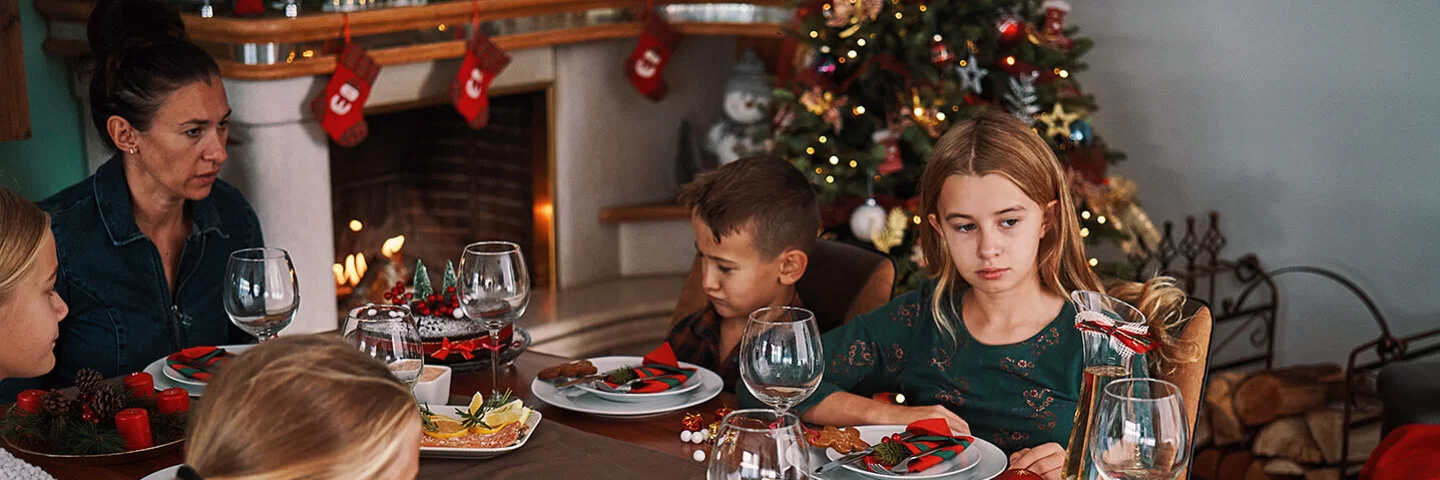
[538,360,598,380]
[807,426,869,454]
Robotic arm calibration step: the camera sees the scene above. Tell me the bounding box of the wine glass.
[459,241,530,395]
[707,409,810,480]
[342,305,425,389]
[740,306,823,415]
[1089,378,1190,480]
[223,248,299,342]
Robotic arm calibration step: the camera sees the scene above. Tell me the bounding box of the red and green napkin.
[166,346,231,381]
[866,418,974,473]
[602,343,697,393]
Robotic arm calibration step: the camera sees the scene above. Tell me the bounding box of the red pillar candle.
[15,390,44,415]
[114,408,154,450]
[123,372,155,400]
[157,388,190,415]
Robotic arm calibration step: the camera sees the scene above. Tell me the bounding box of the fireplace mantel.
[34,0,789,80]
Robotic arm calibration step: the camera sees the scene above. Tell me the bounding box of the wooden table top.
[8,351,733,480]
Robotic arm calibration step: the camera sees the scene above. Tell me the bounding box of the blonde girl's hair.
[184,334,417,480]
[0,188,51,306]
[916,110,1197,371]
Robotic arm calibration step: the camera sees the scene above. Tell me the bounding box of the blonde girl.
[742,110,1198,480]
[182,334,420,480]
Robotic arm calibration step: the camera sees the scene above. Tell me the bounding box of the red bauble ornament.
[997,15,1025,45]
[446,286,457,293]
[81,406,98,424]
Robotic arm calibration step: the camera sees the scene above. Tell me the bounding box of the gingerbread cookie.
[807,426,869,454]
[538,360,598,380]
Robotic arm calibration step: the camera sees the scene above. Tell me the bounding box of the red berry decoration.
[447,286,456,293]
[383,292,393,300]
[81,406,98,424]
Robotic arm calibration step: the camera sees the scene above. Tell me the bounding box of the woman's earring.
[128,147,136,154]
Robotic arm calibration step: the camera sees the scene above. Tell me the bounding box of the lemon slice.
[423,416,469,439]
[481,399,525,428]
[471,406,531,434]
[467,392,485,416]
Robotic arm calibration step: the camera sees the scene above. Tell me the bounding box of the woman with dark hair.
[0,0,263,399]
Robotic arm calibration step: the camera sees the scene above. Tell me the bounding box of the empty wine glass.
[459,241,530,395]
[1089,378,1190,480]
[342,305,425,389]
[707,409,810,480]
[223,248,299,342]
[740,306,823,415]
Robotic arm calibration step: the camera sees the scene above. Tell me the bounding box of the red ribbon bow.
[432,338,478,360]
[1074,311,1157,355]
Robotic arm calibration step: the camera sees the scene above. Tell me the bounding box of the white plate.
[419,405,543,460]
[141,465,180,480]
[162,364,208,386]
[572,356,705,403]
[144,344,255,397]
[531,364,722,417]
[815,426,1005,480]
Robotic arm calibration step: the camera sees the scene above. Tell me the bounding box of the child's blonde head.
[184,334,417,480]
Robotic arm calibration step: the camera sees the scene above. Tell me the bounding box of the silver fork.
[885,449,942,474]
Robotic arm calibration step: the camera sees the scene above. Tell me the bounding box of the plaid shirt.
[665,295,804,392]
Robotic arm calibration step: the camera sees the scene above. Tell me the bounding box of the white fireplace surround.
[75,37,735,333]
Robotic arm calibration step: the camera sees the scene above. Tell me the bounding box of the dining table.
[4,351,728,480]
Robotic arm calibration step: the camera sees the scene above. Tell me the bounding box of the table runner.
[419,419,706,479]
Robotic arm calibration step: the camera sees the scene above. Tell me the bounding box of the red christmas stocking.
[310,45,380,147]
[450,32,511,130]
[626,13,681,102]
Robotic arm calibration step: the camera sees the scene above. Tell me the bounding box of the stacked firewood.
[1191,364,1382,480]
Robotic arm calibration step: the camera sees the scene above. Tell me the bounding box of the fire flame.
[334,234,406,293]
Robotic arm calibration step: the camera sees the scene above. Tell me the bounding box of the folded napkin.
[865,418,973,473]
[601,343,697,393]
[166,346,231,381]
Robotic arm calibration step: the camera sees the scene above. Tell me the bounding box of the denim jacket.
[0,156,262,400]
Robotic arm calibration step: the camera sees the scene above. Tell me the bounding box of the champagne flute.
[740,306,823,415]
[342,305,425,389]
[223,248,299,342]
[459,241,530,395]
[707,409,810,480]
[1089,378,1190,480]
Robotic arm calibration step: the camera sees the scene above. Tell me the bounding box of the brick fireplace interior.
[329,90,553,304]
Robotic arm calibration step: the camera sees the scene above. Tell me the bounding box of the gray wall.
[1071,1,1440,366]
[554,37,734,288]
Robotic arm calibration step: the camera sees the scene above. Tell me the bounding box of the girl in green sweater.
[741,111,1197,480]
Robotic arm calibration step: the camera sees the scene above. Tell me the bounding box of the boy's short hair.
[680,155,821,259]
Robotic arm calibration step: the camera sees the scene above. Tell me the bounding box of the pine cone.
[41,391,75,417]
[873,441,909,467]
[88,386,124,422]
[75,369,103,396]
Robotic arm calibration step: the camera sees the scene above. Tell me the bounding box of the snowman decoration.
[707,50,772,165]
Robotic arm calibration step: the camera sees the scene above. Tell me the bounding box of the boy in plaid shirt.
[665,156,820,390]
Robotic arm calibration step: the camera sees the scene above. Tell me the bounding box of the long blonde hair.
[0,188,51,306]
[917,111,1196,371]
[185,334,417,480]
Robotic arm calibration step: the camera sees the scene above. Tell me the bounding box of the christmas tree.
[771,0,1161,290]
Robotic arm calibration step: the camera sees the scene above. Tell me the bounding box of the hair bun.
[87,0,188,61]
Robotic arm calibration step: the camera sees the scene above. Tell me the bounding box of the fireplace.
[329,90,554,304]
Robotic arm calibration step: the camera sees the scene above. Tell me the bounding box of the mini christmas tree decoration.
[1003,72,1042,124]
